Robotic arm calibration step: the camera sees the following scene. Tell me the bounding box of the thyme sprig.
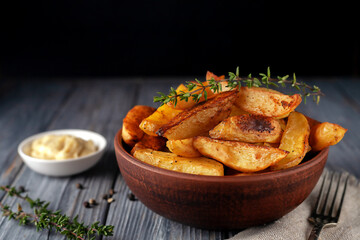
[154,67,324,106]
[0,185,114,240]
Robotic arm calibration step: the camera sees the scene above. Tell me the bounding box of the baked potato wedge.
[229,104,249,117]
[139,104,183,136]
[209,114,283,143]
[157,90,238,140]
[206,71,225,81]
[130,134,167,155]
[206,71,234,92]
[122,105,156,147]
[133,149,224,176]
[271,112,310,171]
[167,71,230,110]
[193,137,288,173]
[235,87,302,118]
[167,82,217,110]
[309,122,347,152]
[166,138,202,157]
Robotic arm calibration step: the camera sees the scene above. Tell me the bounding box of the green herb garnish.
[0,185,114,240]
[154,67,324,106]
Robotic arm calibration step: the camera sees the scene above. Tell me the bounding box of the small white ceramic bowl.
[18,129,107,177]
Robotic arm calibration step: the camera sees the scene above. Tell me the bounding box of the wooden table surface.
[0,77,359,240]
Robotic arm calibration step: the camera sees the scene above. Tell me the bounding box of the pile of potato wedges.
[122,72,347,176]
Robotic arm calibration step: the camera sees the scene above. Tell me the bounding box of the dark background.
[2,1,359,79]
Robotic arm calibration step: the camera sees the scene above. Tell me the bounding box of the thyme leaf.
[0,185,114,239]
[153,67,324,106]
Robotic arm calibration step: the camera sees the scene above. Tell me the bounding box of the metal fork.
[308,171,349,240]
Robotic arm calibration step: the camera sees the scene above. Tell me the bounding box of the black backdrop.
[2,1,359,78]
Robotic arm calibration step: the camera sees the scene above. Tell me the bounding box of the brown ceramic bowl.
[114,129,328,230]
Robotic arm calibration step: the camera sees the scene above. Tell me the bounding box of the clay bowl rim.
[114,128,329,183]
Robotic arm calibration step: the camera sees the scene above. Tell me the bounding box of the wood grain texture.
[0,81,73,197]
[296,79,360,177]
[0,80,138,239]
[0,77,359,239]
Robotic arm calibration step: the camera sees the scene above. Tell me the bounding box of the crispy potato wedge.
[166,138,202,157]
[279,118,287,131]
[157,90,238,140]
[193,137,288,173]
[133,149,224,176]
[235,87,302,118]
[167,72,229,110]
[309,122,347,152]
[167,82,217,110]
[209,114,283,143]
[229,104,249,116]
[263,142,280,148]
[271,112,310,171]
[139,104,183,136]
[130,134,167,155]
[206,71,225,81]
[206,71,234,92]
[122,105,156,147]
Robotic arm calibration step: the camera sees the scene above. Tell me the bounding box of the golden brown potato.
[167,82,217,110]
[206,71,234,92]
[157,90,238,140]
[133,149,224,176]
[193,137,288,173]
[271,112,310,171]
[209,114,283,143]
[235,87,302,118]
[139,104,183,136]
[166,138,202,157]
[122,105,156,147]
[309,122,347,152]
[130,134,167,155]
[206,71,225,81]
[279,118,287,131]
[229,104,249,117]
[263,142,280,148]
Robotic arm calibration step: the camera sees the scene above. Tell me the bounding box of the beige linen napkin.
[229,170,360,240]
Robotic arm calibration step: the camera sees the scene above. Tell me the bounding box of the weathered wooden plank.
[1,77,359,240]
[334,78,360,113]
[0,81,73,195]
[295,78,360,178]
[0,80,139,239]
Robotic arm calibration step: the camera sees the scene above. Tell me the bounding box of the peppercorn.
[89,198,97,206]
[127,193,137,201]
[83,201,90,208]
[102,194,109,200]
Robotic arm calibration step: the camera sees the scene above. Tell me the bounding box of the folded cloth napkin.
[229,170,360,240]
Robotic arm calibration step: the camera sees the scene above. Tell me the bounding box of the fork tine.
[319,171,334,216]
[313,171,328,215]
[334,174,349,220]
[328,172,341,217]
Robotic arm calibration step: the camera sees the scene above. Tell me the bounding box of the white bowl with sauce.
[18,129,107,177]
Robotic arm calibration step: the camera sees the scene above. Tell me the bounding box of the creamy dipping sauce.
[29,135,97,160]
